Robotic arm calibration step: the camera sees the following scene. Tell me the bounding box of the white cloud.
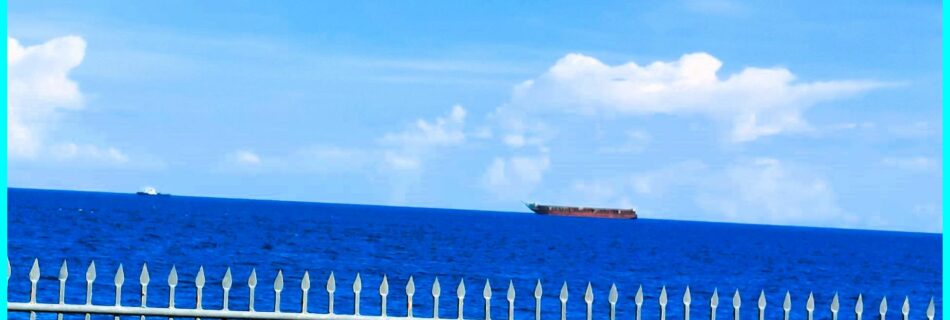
[482,154,551,200]
[560,159,858,228]
[9,36,133,163]
[507,52,887,142]
[379,105,469,174]
[222,146,370,174]
[9,36,86,158]
[380,105,467,148]
[229,150,262,167]
[881,156,937,172]
[49,143,129,164]
[694,158,856,226]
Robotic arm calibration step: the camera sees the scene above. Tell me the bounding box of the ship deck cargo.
[525,202,637,219]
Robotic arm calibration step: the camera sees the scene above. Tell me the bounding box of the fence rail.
[7,258,938,320]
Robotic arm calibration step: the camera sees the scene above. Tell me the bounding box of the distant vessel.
[136,187,169,197]
[525,202,636,219]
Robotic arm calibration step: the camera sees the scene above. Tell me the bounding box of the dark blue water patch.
[7,188,941,320]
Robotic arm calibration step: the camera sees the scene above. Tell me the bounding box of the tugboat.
[136,187,169,197]
[525,202,636,219]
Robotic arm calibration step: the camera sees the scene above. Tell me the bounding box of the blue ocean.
[7,188,941,320]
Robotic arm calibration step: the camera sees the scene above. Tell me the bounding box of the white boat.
[136,187,168,196]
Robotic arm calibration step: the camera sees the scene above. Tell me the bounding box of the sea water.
[8,188,941,319]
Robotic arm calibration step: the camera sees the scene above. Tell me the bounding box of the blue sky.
[8,0,942,232]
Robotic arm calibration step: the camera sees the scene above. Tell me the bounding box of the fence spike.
[458,278,466,320]
[433,278,442,319]
[585,282,593,320]
[782,291,791,320]
[757,290,766,320]
[560,282,568,320]
[140,264,150,286]
[222,268,232,289]
[926,297,934,320]
[301,271,310,314]
[30,258,40,281]
[636,285,644,320]
[195,266,205,310]
[136,263,147,320]
[535,280,543,320]
[28,259,39,320]
[484,279,492,320]
[831,293,840,320]
[585,282,594,303]
[660,286,668,305]
[711,288,719,320]
[608,283,618,304]
[274,270,284,312]
[57,260,68,320]
[248,268,257,312]
[758,290,766,312]
[302,270,311,290]
[711,288,720,307]
[508,281,516,320]
[114,264,125,312]
[381,274,390,295]
[328,272,337,292]
[407,276,416,318]
[660,286,668,320]
[87,261,97,283]
[195,266,205,287]
[609,284,618,320]
[856,294,864,320]
[684,286,691,320]
[222,268,232,311]
[433,277,442,319]
[354,273,362,316]
[732,290,741,320]
[784,291,791,310]
[58,260,68,300]
[59,260,69,281]
[7,258,10,281]
[115,264,126,286]
[806,292,815,320]
[29,258,40,303]
[879,296,887,320]
[85,260,96,320]
[900,297,908,320]
[560,282,569,301]
[380,275,389,317]
[168,265,178,309]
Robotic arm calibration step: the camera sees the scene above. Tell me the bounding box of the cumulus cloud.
[9,36,86,158]
[482,154,551,200]
[9,36,132,163]
[508,52,887,142]
[379,105,468,171]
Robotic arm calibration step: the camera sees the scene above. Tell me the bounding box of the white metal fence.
[7,259,938,320]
